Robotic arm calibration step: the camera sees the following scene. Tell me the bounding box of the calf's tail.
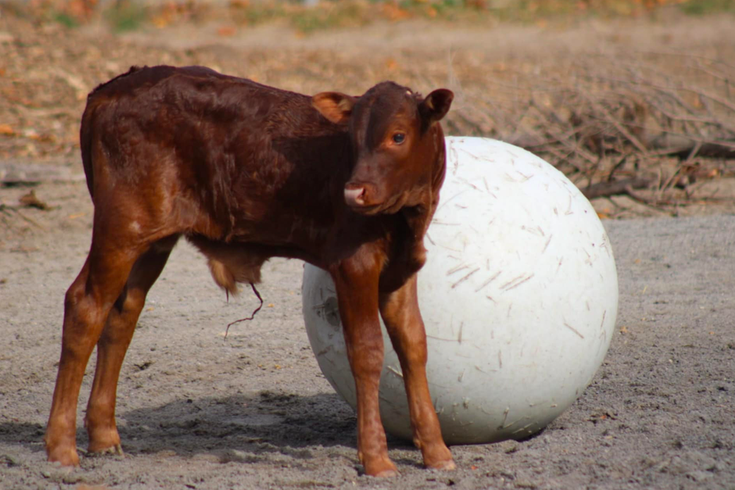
[79,103,96,199]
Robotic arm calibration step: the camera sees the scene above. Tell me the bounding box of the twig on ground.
[582,177,652,200]
[225,282,264,339]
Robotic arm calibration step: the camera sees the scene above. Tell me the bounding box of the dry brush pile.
[443,50,735,214]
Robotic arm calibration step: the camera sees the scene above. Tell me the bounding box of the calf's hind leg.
[85,236,179,455]
[46,239,144,466]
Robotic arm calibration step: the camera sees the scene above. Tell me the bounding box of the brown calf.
[45,65,454,477]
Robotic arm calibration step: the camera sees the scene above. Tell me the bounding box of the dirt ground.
[1,8,734,490]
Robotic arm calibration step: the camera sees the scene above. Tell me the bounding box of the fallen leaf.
[19,190,50,210]
[217,26,237,37]
[151,16,170,28]
[0,124,14,135]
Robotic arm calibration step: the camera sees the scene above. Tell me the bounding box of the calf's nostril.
[344,187,366,206]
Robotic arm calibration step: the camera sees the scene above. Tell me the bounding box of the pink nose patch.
[344,187,366,207]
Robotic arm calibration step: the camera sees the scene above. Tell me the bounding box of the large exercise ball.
[302,137,618,445]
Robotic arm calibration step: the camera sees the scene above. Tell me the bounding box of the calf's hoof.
[363,457,399,478]
[427,458,456,471]
[88,444,124,457]
[372,468,400,478]
[46,445,80,467]
[422,443,455,471]
[87,424,124,458]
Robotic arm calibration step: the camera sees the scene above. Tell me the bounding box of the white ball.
[302,137,618,445]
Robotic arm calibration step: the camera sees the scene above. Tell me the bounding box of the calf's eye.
[392,133,406,144]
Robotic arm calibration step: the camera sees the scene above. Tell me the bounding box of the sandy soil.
[1,9,734,490]
[1,173,734,490]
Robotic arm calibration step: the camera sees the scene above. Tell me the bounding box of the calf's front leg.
[379,274,455,471]
[331,260,398,477]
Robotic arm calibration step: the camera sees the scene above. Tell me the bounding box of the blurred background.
[1,0,734,218]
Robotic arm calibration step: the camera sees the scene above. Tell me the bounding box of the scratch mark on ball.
[452,267,480,288]
[516,171,532,182]
[474,365,496,374]
[501,273,534,291]
[542,235,553,254]
[512,422,537,435]
[316,345,334,357]
[457,176,481,191]
[498,408,518,430]
[475,271,501,292]
[450,146,459,175]
[522,225,544,237]
[387,366,404,379]
[458,148,480,160]
[597,329,608,354]
[430,219,462,227]
[563,321,585,339]
[556,257,564,273]
[426,334,461,343]
[447,263,470,276]
[435,188,470,213]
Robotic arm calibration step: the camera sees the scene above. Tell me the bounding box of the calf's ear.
[419,89,454,127]
[312,92,357,124]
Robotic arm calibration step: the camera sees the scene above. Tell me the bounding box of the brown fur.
[45,65,454,477]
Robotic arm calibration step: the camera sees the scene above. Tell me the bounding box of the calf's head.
[313,82,453,215]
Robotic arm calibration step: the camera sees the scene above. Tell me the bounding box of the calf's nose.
[344,186,366,207]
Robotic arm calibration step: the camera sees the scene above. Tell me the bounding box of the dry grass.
[1,2,734,216]
[10,0,735,33]
[451,51,735,198]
